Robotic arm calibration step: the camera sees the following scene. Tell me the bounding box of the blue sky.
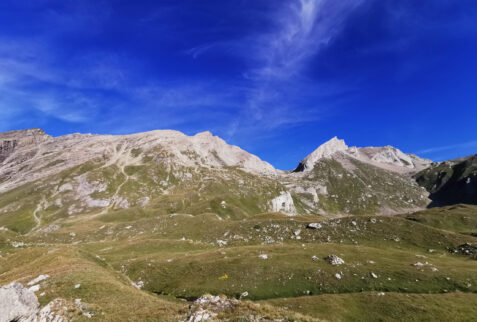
[0,0,476,170]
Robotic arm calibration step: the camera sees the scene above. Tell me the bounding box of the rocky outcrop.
[293,137,431,174]
[0,129,278,194]
[415,155,477,207]
[0,282,70,322]
[293,137,348,172]
[0,128,50,163]
[184,294,238,322]
[270,191,296,216]
[357,146,431,173]
[0,282,39,322]
[449,243,477,260]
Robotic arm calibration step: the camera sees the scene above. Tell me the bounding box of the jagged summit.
[0,127,442,229]
[0,128,278,193]
[0,128,51,163]
[293,137,348,172]
[293,137,431,174]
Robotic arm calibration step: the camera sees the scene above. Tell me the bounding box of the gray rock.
[306,223,322,229]
[0,282,69,322]
[0,282,39,322]
[185,294,238,322]
[325,254,345,265]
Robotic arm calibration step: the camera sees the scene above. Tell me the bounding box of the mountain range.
[1,128,476,321]
[0,128,452,232]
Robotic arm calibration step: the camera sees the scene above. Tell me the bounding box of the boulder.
[0,282,39,322]
[306,223,322,230]
[184,294,238,322]
[0,282,71,322]
[325,254,345,265]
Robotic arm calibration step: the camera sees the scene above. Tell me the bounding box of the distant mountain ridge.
[415,155,477,207]
[0,128,474,234]
[293,136,432,174]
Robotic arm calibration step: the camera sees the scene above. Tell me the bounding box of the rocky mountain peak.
[294,137,348,172]
[0,128,51,163]
[291,135,433,174]
[357,146,432,173]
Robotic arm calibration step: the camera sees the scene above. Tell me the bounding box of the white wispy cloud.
[233,0,364,133]
[0,0,363,138]
[185,44,218,59]
[0,38,118,129]
[250,0,363,80]
[417,140,477,155]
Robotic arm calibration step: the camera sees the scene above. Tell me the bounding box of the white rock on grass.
[370,272,378,279]
[326,254,345,265]
[28,285,40,292]
[132,280,144,289]
[240,291,249,299]
[27,274,50,286]
[306,223,322,229]
[11,241,25,248]
[0,282,39,321]
[258,254,268,260]
[75,298,94,318]
[185,294,238,322]
[74,284,81,289]
[216,240,228,247]
[187,307,215,322]
[335,273,342,280]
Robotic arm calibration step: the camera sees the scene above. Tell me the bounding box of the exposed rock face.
[0,282,70,322]
[270,191,296,216]
[415,155,477,207]
[370,146,415,168]
[0,128,436,219]
[294,137,348,172]
[293,137,431,174]
[0,282,39,322]
[184,294,238,322]
[0,129,278,194]
[0,128,51,163]
[357,146,431,173]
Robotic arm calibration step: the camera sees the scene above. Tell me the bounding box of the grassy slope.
[1,152,477,320]
[297,158,428,216]
[0,246,186,321]
[2,205,476,320]
[415,155,477,206]
[264,292,477,322]
[402,204,477,236]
